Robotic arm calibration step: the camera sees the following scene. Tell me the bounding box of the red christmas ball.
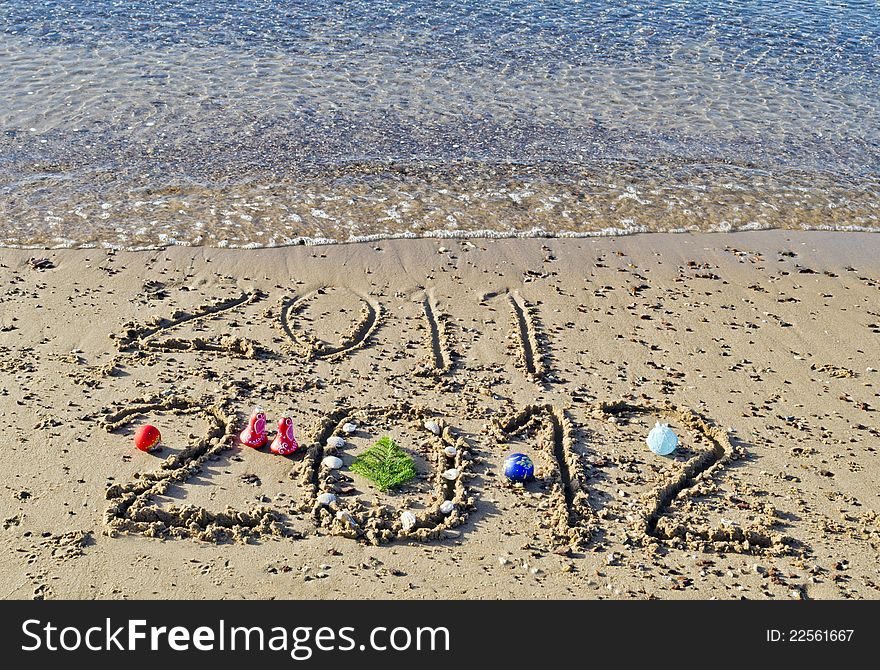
[134,424,161,452]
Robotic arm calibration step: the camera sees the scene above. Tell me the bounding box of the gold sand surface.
[0,230,878,599]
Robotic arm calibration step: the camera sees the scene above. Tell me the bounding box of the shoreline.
[2,226,878,253]
[1,230,878,600]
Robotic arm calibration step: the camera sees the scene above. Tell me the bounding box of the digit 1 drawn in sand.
[111,291,266,358]
[493,404,593,552]
[290,403,474,545]
[277,288,382,361]
[597,400,792,555]
[102,393,285,542]
[415,291,455,377]
[507,291,550,381]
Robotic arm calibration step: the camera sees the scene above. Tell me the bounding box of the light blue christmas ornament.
[647,422,678,455]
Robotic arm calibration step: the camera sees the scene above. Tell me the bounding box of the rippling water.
[1,0,878,248]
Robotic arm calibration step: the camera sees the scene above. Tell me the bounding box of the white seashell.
[342,422,358,434]
[316,493,336,506]
[441,468,459,481]
[322,456,343,470]
[424,420,441,435]
[326,436,345,448]
[400,511,417,531]
[439,500,455,514]
[442,445,457,458]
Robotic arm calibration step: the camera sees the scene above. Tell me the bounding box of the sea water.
[0,0,877,248]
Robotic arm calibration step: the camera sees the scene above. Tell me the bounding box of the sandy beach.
[0,230,876,600]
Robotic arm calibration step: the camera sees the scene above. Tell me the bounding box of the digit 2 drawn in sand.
[277,288,382,361]
[493,404,594,552]
[102,394,285,542]
[415,291,456,377]
[291,403,474,545]
[111,291,267,358]
[597,400,793,555]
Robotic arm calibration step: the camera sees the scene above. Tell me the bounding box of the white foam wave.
[0,221,876,252]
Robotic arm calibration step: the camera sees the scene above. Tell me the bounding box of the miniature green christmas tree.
[351,436,416,492]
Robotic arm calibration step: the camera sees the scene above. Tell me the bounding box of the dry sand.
[0,230,878,600]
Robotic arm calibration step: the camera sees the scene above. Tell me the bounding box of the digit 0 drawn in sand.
[493,404,594,552]
[414,291,456,377]
[506,291,550,382]
[102,393,285,542]
[290,403,474,545]
[111,291,267,358]
[596,400,793,555]
[278,288,382,361]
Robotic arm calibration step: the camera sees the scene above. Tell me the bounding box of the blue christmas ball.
[647,422,678,455]
[503,453,534,482]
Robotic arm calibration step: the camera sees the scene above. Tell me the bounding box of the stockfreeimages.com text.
[21,619,450,660]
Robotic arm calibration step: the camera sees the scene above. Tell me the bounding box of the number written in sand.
[101,394,287,543]
[480,289,552,383]
[277,287,382,361]
[111,291,267,359]
[414,290,457,377]
[290,403,474,545]
[492,404,594,553]
[596,401,793,555]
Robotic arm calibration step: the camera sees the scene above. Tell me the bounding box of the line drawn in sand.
[414,290,456,377]
[278,288,382,361]
[492,404,594,553]
[506,291,551,382]
[290,403,474,545]
[102,393,285,543]
[596,400,794,555]
[110,291,267,358]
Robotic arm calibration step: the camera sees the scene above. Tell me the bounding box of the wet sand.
[0,230,878,599]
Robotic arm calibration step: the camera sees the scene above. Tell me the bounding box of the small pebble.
[342,422,358,434]
[441,468,459,480]
[326,436,345,449]
[424,420,441,435]
[316,493,336,506]
[322,456,343,470]
[439,500,455,514]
